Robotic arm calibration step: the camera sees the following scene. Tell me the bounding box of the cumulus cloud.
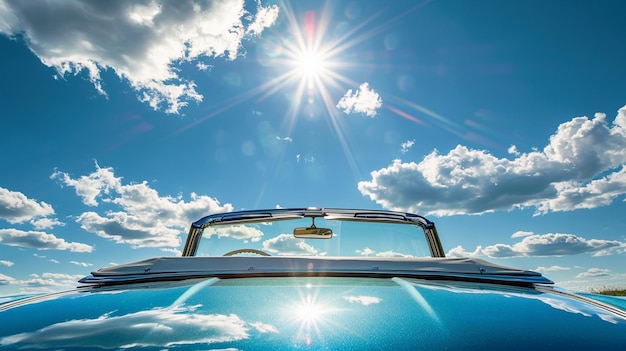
[69,261,93,267]
[246,2,280,36]
[0,273,15,285]
[0,0,279,114]
[30,217,64,230]
[336,82,382,117]
[446,232,625,259]
[534,265,571,273]
[207,225,264,243]
[262,234,319,256]
[445,245,482,258]
[20,273,84,289]
[51,163,121,206]
[52,164,234,248]
[250,322,279,334]
[1,272,84,292]
[356,247,375,256]
[0,272,83,294]
[0,260,14,267]
[508,145,520,156]
[0,228,93,252]
[0,187,55,224]
[355,247,413,257]
[511,231,533,238]
[576,268,611,278]
[359,107,626,215]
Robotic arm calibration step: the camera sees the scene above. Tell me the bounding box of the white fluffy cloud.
[262,234,319,256]
[30,217,64,230]
[576,268,611,278]
[0,0,279,114]
[0,187,55,224]
[336,82,382,117]
[20,273,84,289]
[69,261,92,267]
[3,271,122,293]
[0,185,67,253]
[355,247,413,257]
[0,273,15,286]
[51,164,121,206]
[52,164,234,248]
[0,228,93,252]
[209,225,264,242]
[446,232,625,259]
[0,272,90,294]
[359,107,626,215]
[534,265,571,273]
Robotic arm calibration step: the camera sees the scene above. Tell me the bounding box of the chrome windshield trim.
[191,208,309,229]
[182,208,443,257]
[191,208,434,229]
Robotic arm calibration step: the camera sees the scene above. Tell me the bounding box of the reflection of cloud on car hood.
[0,304,277,349]
[411,280,626,324]
[535,294,625,324]
[343,295,382,306]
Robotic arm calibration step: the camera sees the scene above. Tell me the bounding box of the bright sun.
[297,50,324,78]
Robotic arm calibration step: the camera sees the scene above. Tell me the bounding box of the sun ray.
[385,96,468,139]
[175,1,437,202]
[250,1,398,191]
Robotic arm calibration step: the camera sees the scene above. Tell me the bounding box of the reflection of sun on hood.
[0,304,278,349]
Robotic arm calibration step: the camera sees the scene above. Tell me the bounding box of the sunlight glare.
[250,2,395,196]
[295,298,323,323]
[297,50,324,78]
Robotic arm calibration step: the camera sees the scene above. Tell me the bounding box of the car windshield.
[195,216,432,258]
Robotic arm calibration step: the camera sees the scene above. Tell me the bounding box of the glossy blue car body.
[1,208,625,350]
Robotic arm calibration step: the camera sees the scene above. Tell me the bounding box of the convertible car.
[1,208,625,350]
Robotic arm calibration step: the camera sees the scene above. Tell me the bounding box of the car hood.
[0,276,625,350]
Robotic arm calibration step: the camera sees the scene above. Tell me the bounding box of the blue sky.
[1,0,625,295]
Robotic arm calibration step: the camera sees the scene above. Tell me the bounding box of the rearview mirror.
[293,227,333,239]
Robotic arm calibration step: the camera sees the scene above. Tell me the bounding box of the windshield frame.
[182,208,445,258]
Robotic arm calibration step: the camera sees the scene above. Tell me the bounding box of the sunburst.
[296,50,324,79]
[256,2,372,109]
[240,2,395,200]
[179,2,434,200]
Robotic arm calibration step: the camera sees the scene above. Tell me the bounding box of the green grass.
[588,287,626,296]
